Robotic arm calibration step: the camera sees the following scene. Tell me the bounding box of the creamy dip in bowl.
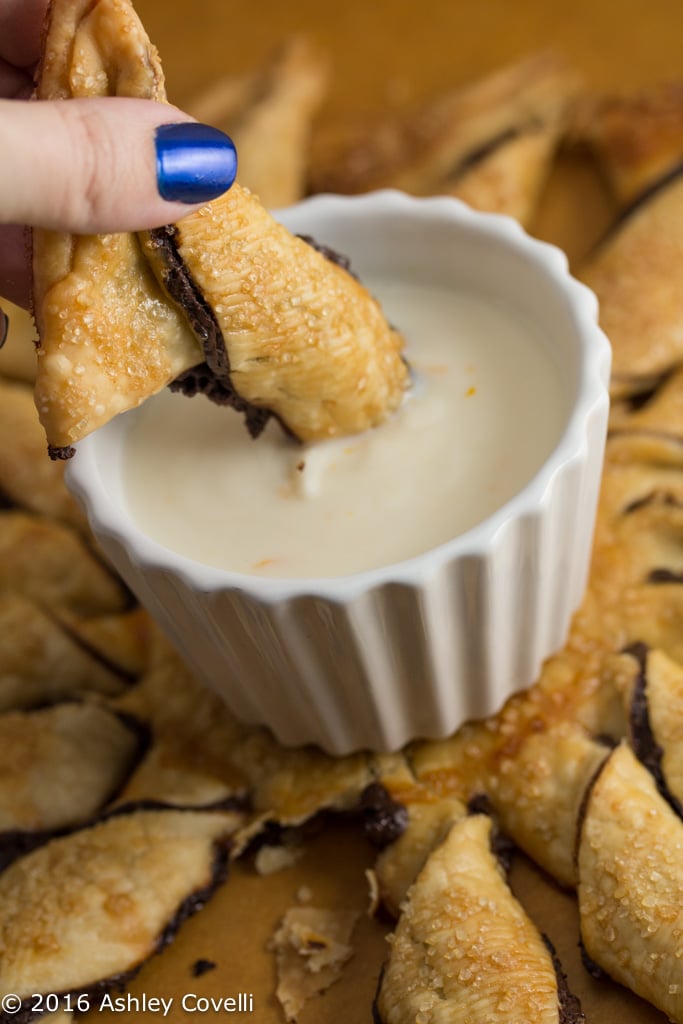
[67,191,610,754]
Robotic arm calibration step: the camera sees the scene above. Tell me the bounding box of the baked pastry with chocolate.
[577,743,683,1022]
[579,175,683,399]
[187,36,329,208]
[375,807,584,1024]
[309,50,577,223]
[572,83,683,206]
[33,0,408,458]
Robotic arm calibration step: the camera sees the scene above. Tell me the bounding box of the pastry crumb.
[254,841,304,876]
[272,906,359,1021]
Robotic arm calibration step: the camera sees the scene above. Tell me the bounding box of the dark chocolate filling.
[0,793,247,875]
[371,964,386,1024]
[156,228,358,437]
[47,443,75,460]
[0,489,14,510]
[623,490,681,515]
[542,934,586,1023]
[572,748,611,876]
[359,782,409,849]
[589,159,683,255]
[447,124,526,180]
[647,567,683,584]
[579,934,606,980]
[146,224,274,441]
[0,826,69,875]
[623,641,683,818]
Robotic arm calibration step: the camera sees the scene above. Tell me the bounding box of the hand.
[0,0,237,307]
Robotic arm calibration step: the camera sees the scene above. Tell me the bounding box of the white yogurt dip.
[123,281,566,578]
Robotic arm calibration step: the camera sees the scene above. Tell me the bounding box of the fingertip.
[155,122,238,205]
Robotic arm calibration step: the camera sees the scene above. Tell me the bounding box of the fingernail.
[0,309,8,350]
[155,122,238,204]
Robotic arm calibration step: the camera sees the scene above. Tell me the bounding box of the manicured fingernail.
[0,309,8,350]
[155,122,237,204]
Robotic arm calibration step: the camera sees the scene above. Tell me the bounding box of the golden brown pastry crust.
[0,808,241,1000]
[187,36,329,209]
[0,379,85,528]
[484,721,608,888]
[608,645,683,811]
[0,702,142,833]
[0,592,128,712]
[33,0,203,455]
[33,0,408,454]
[372,794,464,917]
[309,51,577,200]
[375,812,570,1024]
[577,743,683,1023]
[447,120,562,226]
[157,184,408,442]
[572,84,683,205]
[579,176,683,397]
[0,510,127,616]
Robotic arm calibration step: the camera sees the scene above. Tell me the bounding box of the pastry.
[186,36,329,208]
[608,643,683,812]
[371,794,465,917]
[447,119,563,226]
[484,721,608,888]
[308,51,577,209]
[0,379,85,529]
[577,742,683,1022]
[0,808,243,1012]
[0,510,127,616]
[0,592,128,712]
[374,808,584,1024]
[579,174,683,399]
[272,906,359,1022]
[0,702,144,835]
[572,83,683,206]
[33,0,408,458]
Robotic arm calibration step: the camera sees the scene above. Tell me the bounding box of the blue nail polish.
[156,122,238,204]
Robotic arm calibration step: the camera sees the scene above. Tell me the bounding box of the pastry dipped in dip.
[124,278,565,577]
[32,0,409,458]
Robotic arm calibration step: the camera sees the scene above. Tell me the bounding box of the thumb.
[0,96,237,232]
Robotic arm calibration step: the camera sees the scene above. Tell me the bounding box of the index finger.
[0,0,48,69]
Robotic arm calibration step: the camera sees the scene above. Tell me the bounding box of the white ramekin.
[66,191,610,755]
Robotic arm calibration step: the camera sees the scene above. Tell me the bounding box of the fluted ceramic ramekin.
[67,192,610,755]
